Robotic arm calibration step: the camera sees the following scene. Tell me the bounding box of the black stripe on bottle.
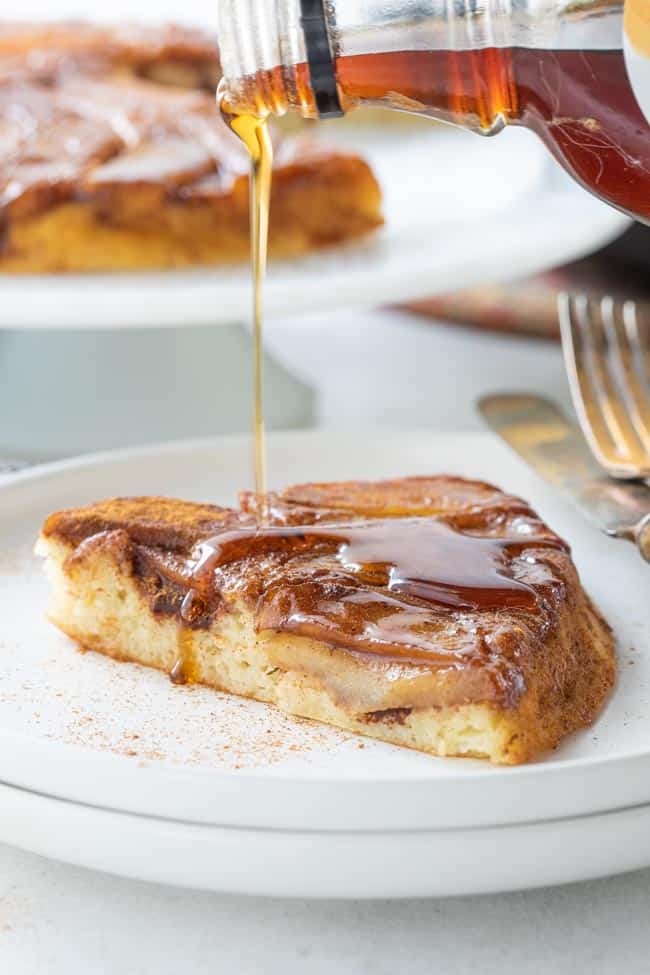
[300,0,344,118]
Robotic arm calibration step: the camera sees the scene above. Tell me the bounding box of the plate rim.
[2,777,650,898]
[1,429,648,833]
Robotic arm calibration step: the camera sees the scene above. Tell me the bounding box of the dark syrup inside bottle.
[261,46,649,222]
[335,47,650,222]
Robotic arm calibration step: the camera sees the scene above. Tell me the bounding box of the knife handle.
[635,514,650,562]
[607,513,650,562]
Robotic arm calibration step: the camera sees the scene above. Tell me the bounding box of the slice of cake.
[0,21,383,271]
[36,477,615,764]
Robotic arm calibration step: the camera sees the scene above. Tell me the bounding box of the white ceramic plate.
[3,780,650,897]
[0,431,648,839]
[0,125,627,329]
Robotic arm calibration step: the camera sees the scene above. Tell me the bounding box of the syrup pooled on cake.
[164,508,570,688]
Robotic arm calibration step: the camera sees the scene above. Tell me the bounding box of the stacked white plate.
[1,430,649,898]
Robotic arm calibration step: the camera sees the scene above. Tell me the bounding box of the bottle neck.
[216,0,318,118]
[217,0,624,130]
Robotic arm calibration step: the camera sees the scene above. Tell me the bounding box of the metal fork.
[559,293,650,480]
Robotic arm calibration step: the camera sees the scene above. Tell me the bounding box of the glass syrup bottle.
[216,0,650,223]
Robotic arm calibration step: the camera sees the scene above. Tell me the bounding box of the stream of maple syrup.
[170,103,274,684]
[221,104,274,518]
[170,99,273,684]
[168,44,607,684]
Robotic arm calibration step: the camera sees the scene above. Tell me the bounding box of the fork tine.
[559,293,621,471]
[601,297,650,455]
[623,300,650,391]
[559,293,649,477]
[580,295,645,463]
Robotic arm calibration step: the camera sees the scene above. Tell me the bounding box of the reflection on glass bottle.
[216,0,650,222]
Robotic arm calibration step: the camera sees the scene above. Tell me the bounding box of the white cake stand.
[0,121,627,457]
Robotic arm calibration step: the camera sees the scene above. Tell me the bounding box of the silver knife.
[478,393,650,563]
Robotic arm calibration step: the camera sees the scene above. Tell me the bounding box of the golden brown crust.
[257,477,541,529]
[0,22,383,272]
[43,496,235,553]
[273,475,512,514]
[41,477,615,721]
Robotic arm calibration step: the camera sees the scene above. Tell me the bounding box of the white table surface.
[265,306,575,431]
[2,840,649,975]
